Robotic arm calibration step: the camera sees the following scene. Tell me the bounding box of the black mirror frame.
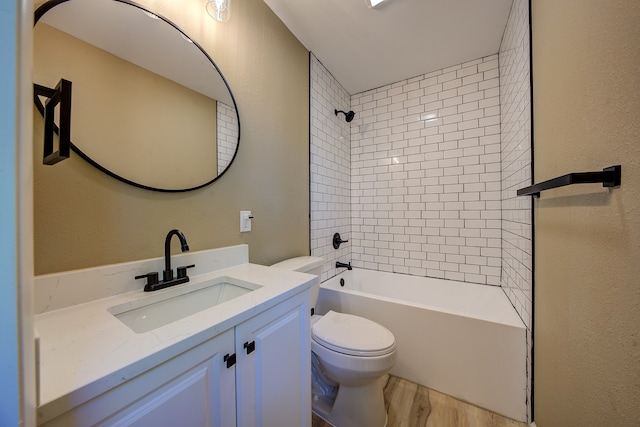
[34,0,241,192]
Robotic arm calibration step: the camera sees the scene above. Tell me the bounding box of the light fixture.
[143,10,160,20]
[421,112,439,123]
[206,0,231,22]
[365,0,388,8]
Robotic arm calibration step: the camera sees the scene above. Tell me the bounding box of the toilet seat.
[312,311,395,357]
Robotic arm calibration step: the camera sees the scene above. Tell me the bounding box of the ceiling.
[263,0,514,95]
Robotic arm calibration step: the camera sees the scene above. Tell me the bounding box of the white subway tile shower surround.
[310,1,533,419]
[500,0,532,330]
[310,54,352,282]
[499,0,532,421]
[350,55,502,285]
[217,101,239,175]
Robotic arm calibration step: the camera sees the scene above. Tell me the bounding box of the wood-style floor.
[312,375,528,427]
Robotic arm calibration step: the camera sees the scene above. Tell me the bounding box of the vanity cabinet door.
[235,292,311,427]
[39,329,236,427]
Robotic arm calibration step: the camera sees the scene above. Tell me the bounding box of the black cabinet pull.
[244,341,255,354]
[224,353,236,368]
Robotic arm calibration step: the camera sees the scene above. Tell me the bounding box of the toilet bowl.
[271,256,397,427]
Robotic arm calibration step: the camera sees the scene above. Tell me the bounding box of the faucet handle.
[176,264,195,279]
[135,272,159,286]
[333,233,349,249]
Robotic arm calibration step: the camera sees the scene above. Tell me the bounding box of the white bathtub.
[316,268,527,422]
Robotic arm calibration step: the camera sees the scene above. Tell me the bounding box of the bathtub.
[315,268,527,422]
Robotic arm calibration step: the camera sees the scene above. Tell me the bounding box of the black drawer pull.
[224,353,236,368]
[244,341,255,354]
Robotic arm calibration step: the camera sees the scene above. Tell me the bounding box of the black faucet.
[335,261,352,270]
[163,229,189,282]
[135,229,195,291]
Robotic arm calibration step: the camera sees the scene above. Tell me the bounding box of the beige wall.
[532,1,640,425]
[33,0,310,274]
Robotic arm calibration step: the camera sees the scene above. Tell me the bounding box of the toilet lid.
[312,311,395,357]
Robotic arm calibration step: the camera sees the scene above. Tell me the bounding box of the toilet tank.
[271,256,324,308]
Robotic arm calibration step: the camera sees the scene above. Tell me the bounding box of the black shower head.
[335,109,355,123]
[345,111,355,122]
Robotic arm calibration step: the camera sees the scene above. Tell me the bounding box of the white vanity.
[34,245,314,426]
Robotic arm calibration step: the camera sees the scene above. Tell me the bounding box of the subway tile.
[458,82,479,96]
[484,68,499,80]
[443,95,463,107]
[457,64,478,78]
[458,100,479,113]
[437,70,458,83]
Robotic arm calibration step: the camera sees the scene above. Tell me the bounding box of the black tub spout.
[336,261,352,270]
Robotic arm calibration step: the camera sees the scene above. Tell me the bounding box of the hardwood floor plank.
[426,388,527,427]
[312,375,527,427]
[311,413,332,427]
[385,375,417,426]
[408,381,431,427]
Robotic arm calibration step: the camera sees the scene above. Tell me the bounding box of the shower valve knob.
[333,233,349,249]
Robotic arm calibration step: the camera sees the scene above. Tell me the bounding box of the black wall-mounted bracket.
[34,79,73,165]
[517,165,621,198]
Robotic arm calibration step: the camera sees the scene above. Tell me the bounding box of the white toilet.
[271,256,397,427]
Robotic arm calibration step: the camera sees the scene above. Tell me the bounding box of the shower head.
[335,109,355,123]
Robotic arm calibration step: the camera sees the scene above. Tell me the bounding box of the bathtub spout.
[336,261,352,270]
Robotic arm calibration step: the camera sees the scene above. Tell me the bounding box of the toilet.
[271,256,397,427]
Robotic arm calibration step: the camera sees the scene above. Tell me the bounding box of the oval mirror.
[33,0,240,192]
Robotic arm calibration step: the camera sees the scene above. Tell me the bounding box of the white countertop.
[35,262,316,423]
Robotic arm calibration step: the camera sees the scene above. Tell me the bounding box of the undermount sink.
[108,276,262,333]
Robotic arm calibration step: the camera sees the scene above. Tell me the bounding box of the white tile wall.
[499,0,532,421]
[217,101,239,175]
[310,54,352,282]
[350,55,502,285]
[500,0,532,328]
